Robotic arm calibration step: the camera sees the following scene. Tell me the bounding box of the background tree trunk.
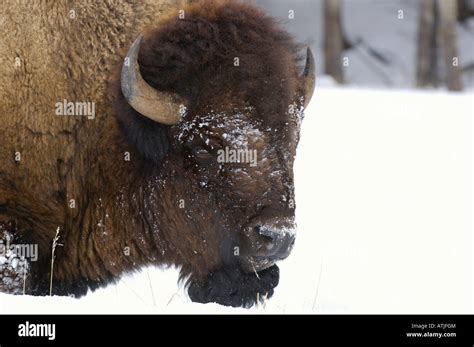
[416,0,437,88]
[324,0,344,84]
[457,0,474,21]
[438,0,463,91]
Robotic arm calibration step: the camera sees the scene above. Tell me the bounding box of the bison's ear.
[115,35,187,165]
[115,102,171,166]
[114,70,171,165]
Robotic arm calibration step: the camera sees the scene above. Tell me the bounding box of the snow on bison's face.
[115,26,315,305]
[120,35,315,275]
[171,105,301,274]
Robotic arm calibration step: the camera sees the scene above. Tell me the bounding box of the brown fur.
[139,0,302,124]
[0,0,308,306]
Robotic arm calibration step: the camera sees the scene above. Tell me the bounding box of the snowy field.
[1,81,472,314]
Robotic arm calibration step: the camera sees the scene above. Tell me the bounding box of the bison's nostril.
[253,226,272,248]
[252,225,295,259]
[254,225,273,238]
[254,225,275,245]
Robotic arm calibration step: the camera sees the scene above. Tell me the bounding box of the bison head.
[115,2,315,307]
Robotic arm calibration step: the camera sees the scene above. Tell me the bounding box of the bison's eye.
[191,146,215,165]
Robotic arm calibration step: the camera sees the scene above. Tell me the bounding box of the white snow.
[1,83,472,313]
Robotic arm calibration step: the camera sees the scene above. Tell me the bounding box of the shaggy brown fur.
[0,0,309,307]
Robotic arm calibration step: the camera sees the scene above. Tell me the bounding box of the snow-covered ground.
[1,80,472,314]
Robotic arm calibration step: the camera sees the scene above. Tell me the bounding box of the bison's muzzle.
[240,217,296,273]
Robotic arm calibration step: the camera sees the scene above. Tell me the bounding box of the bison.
[0,0,315,307]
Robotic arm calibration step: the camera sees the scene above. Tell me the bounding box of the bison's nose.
[253,225,296,260]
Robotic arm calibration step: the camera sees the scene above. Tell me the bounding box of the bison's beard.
[186,265,279,308]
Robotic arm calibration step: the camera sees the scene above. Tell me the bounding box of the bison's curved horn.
[121,35,185,125]
[302,47,316,108]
